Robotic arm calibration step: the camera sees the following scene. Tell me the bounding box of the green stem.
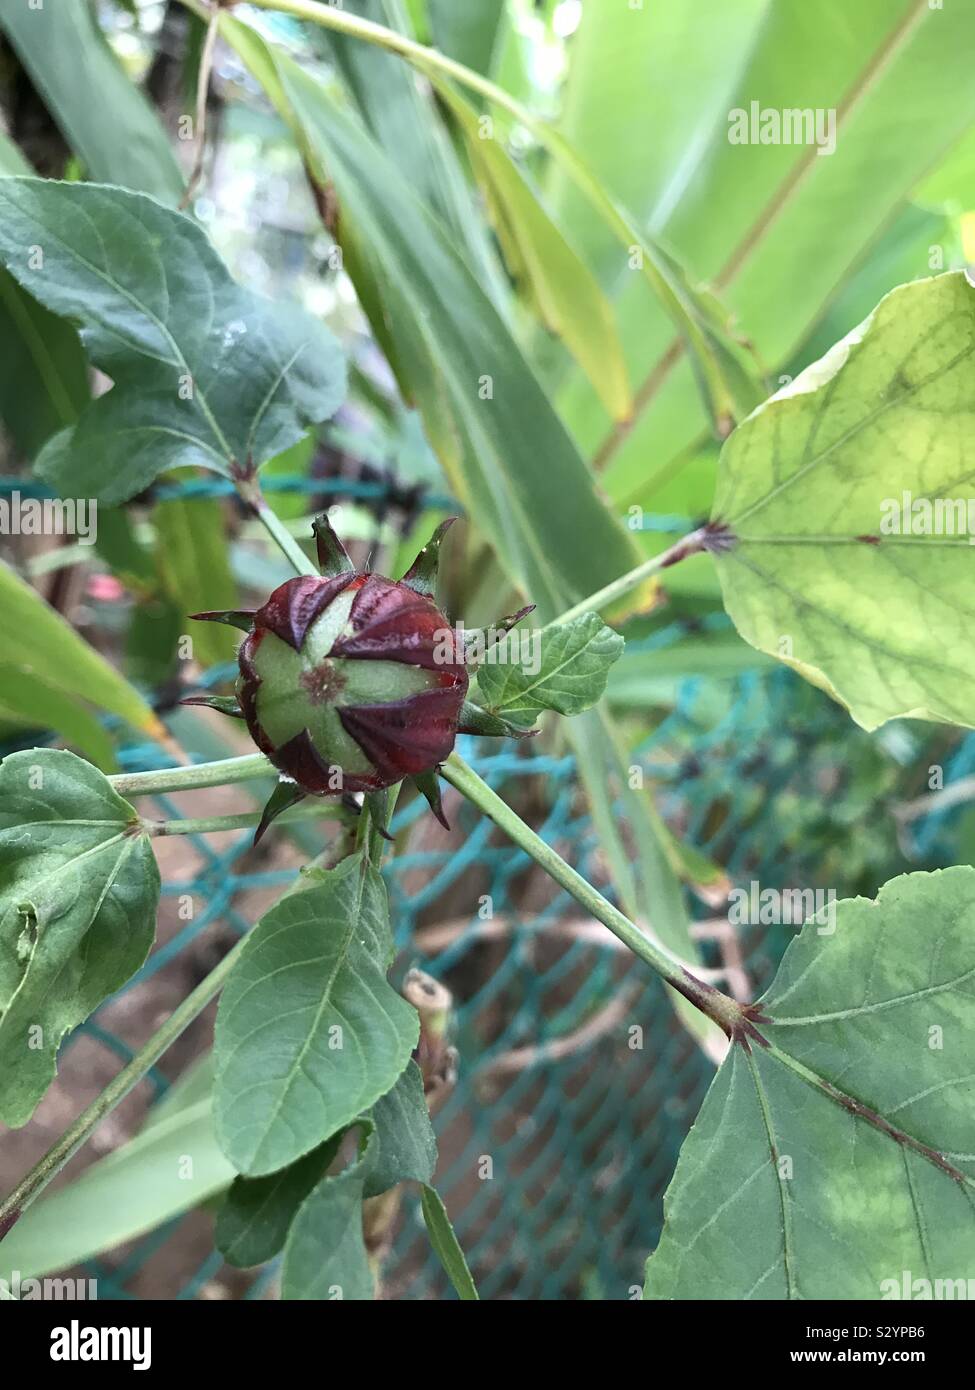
[109,753,273,797]
[441,752,743,1035]
[0,937,245,1235]
[145,800,349,836]
[242,482,320,578]
[545,528,708,631]
[0,843,343,1237]
[193,0,532,122]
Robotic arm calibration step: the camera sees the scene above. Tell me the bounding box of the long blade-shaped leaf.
[214,20,649,621]
[0,1,184,204]
[554,0,975,509]
[0,560,164,738]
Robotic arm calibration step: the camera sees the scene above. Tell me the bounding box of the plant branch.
[109,753,273,797]
[236,472,320,577]
[545,527,710,631]
[144,800,349,836]
[0,937,245,1238]
[441,752,746,1037]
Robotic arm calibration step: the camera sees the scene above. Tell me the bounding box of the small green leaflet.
[0,179,346,503]
[421,1184,479,1300]
[281,1122,378,1301]
[214,854,418,1176]
[216,1134,344,1270]
[713,272,975,731]
[216,1060,434,1268]
[0,750,159,1128]
[645,868,975,1300]
[364,1059,437,1198]
[474,612,624,726]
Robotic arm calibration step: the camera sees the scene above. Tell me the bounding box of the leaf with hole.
[0,750,159,1128]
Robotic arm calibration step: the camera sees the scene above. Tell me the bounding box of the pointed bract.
[463,604,536,661]
[180,693,244,718]
[365,788,394,842]
[457,699,538,739]
[254,780,307,846]
[413,769,450,831]
[401,518,457,598]
[312,511,355,578]
[189,609,254,631]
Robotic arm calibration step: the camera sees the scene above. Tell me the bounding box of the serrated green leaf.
[214,855,418,1176]
[281,1121,377,1300]
[365,1060,436,1198]
[214,1057,431,1265]
[0,750,159,1128]
[645,867,975,1300]
[475,612,624,725]
[216,1133,344,1270]
[713,272,975,732]
[420,1184,478,1300]
[0,179,346,505]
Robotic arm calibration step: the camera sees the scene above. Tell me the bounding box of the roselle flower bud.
[187,516,534,841]
[236,569,468,795]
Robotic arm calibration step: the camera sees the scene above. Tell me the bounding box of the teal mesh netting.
[4,476,971,1300]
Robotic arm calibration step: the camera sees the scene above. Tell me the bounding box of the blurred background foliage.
[1,0,975,1297]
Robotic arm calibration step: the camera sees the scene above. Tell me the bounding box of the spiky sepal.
[400,517,455,598]
[180,693,244,718]
[254,780,307,846]
[457,700,538,739]
[412,768,450,830]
